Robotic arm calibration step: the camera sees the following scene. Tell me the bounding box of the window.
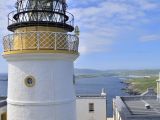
[89,103,94,113]
[1,112,6,120]
[24,75,35,87]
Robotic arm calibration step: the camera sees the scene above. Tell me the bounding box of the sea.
[0,73,143,117]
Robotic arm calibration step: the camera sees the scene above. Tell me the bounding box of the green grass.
[127,77,158,93]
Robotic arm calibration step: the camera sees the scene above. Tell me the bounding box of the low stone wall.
[0,100,7,107]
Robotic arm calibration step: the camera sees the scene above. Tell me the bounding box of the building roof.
[0,96,7,107]
[76,94,106,99]
[114,96,160,120]
[124,99,160,115]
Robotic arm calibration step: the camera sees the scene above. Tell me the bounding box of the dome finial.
[75,25,80,35]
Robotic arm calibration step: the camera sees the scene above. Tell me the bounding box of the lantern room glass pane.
[26,0,53,11]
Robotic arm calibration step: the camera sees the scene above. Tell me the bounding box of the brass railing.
[2,32,79,52]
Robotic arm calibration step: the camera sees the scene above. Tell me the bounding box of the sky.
[0,0,160,73]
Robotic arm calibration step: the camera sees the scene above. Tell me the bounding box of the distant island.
[75,74,113,78]
[0,79,8,81]
[74,68,108,74]
[0,75,8,81]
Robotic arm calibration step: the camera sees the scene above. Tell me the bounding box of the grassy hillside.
[129,69,160,76]
[127,77,158,94]
[107,69,160,77]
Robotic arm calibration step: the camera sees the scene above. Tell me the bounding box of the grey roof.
[114,96,160,120]
[76,94,106,99]
[124,100,160,115]
[0,96,7,107]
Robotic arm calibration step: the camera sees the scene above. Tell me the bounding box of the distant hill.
[106,70,134,73]
[106,69,160,76]
[74,68,160,76]
[128,69,160,75]
[74,68,107,74]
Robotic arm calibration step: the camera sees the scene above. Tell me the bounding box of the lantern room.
[2,0,79,53]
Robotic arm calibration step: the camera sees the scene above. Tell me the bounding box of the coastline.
[75,74,114,78]
[119,79,141,95]
[75,74,145,79]
[0,79,8,81]
[118,76,158,96]
[0,77,8,81]
[75,74,144,96]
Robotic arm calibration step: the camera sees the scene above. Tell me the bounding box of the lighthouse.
[157,72,160,101]
[2,0,79,120]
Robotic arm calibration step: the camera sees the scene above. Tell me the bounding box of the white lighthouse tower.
[2,0,79,120]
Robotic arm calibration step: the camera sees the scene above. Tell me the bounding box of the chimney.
[145,104,150,109]
[101,88,106,96]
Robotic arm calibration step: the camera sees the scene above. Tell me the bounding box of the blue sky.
[0,0,160,73]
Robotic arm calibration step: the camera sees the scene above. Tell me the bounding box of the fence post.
[20,33,22,50]
[38,31,39,50]
[9,35,11,51]
[55,33,56,50]
[2,37,4,52]
[8,17,9,26]
[77,36,79,52]
[68,34,70,51]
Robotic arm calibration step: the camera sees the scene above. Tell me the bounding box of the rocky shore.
[119,81,141,96]
[0,79,8,81]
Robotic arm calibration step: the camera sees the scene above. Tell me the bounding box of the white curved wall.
[4,53,79,120]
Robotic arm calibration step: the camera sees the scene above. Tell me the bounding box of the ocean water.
[0,73,8,96]
[0,73,129,117]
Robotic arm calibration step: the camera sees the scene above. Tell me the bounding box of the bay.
[0,73,8,96]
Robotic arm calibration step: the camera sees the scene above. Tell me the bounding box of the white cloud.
[132,0,158,10]
[67,0,160,54]
[0,0,15,38]
[139,35,160,41]
[79,46,90,55]
[67,0,106,6]
[79,31,113,55]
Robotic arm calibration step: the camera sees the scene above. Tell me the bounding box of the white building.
[76,89,107,120]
